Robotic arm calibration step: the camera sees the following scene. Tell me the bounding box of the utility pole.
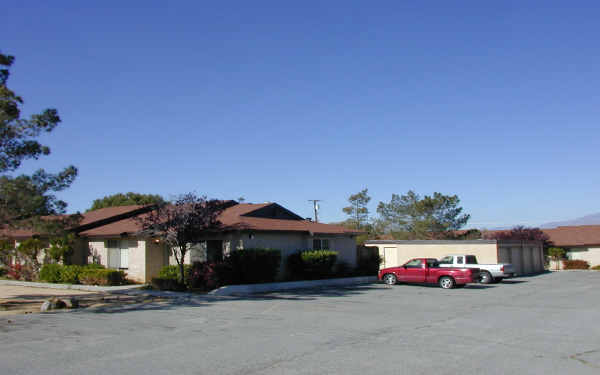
[308,200,321,223]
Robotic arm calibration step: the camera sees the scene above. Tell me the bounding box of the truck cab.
[437,254,515,283]
[378,258,480,289]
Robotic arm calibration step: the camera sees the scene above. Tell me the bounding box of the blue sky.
[3,1,600,228]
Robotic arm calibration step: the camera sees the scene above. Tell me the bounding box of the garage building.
[365,239,545,275]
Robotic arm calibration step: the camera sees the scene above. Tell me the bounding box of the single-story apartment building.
[365,239,545,275]
[543,225,600,268]
[2,202,361,282]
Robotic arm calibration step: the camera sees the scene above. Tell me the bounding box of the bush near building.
[562,260,590,270]
[286,250,338,280]
[39,264,125,285]
[152,248,282,291]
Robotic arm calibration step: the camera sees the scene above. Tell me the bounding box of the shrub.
[7,264,24,280]
[40,264,106,284]
[226,248,281,284]
[158,264,190,281]
[591,265,600,271]
[0,266,7,277]
[40,264,63,283]
[185,261,232,291]
[79,269,126,286]
[285,252,305,281]
[151,276,186,291]
[355,251,382,276]
[333,261,353,277]
[286,250,338,280]
[85,263,105,270]
[562,259,590,270]
[302,250,338,279]
[60,265,83,284]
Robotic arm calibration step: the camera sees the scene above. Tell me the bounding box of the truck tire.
[439,276,455,289]
[492,277,503,283]
[479,271,493,284]
[382,273,397,285]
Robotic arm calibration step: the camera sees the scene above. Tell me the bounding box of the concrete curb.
[209,276,378,296]
[0,279,143,293]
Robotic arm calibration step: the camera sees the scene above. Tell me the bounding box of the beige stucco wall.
[366,242,498,269]
[568,247,600,267]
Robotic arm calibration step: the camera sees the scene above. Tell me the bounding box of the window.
[465,256,478,264]
[404,259,423,268]
[456,256,464,265]
[313,239,330,250]
[439,256,453,265]
[107,239,129,269]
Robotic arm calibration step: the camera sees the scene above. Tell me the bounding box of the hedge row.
[286,250,339,280]
[39,264,126,286]
[152,248,282,291]
[562,259,590,270]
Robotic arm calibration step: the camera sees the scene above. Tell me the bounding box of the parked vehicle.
[437,254,514,284]
[378,258,480,289]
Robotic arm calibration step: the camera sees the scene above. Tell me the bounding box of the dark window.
[439,256,453,265]
[313,239,330,250]
[456,256,464,264]
[466,256,478,264]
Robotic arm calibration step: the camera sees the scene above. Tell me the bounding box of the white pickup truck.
[437,254,515,284]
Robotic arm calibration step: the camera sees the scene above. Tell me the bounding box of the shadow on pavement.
[82,284,386,315]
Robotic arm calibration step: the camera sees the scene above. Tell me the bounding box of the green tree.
[137,193,228,284]
[376,190,470,239]
[0,51,77,227]
[547,247,566,271]
[87,192,165,212]
[47,233,77,263]
[342,188,371,230]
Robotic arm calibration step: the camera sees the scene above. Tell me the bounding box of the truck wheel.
[479,271,493,284]
[383,274,397,285]
[439,276,455,289]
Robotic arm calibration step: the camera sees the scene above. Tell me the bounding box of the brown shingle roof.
[79,203,360,237]
[78,205,147,226]
[0,205,151,239]
[543,225,600,247]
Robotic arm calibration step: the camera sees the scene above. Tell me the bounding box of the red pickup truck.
[378,258,480,289]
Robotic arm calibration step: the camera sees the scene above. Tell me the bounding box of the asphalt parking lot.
[1,271,599,375]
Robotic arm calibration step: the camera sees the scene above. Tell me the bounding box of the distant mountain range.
[540,213,600,228]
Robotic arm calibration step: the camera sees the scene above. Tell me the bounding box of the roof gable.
[241,203,305,221]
